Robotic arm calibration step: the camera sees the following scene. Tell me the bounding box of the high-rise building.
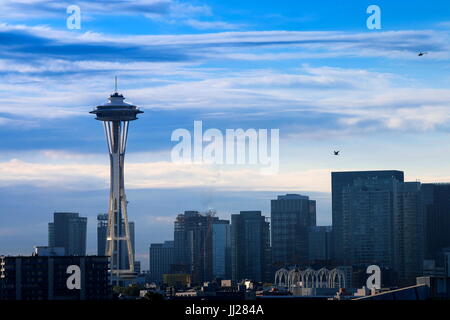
[90,84,143,283]
[394,182,424,285]
[308,226,333,263]
[342,178,396,267]
[340,174,423,285]
[231,211,271,283]
[212,220,231,279]
[422,184,450,262]
[48,212,87,256]
[271,194,316,266]
[173,211,218,284]
[332,170,404,264]
[149,241,174,284]
[97,214,135,270]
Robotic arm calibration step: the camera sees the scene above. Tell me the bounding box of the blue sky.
[1,0,450,269]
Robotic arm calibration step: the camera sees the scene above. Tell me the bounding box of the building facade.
[271,194,316,266]
[339,174,424,286]
[212,220,231,279]
[173,211,218,284]
[394,182,424,286]
[342,177,396,268]
[231,211,271,283]
[308,226,333,263]
[422,184,450,263]
[0,255,110,300]
[48,212,87,256]
[332,171,404,264]
[149,241,174,284]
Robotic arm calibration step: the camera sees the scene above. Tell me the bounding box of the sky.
[1,0,450,270]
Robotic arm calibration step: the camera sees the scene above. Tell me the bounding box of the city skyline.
[2,0,450,272]
[3,169,444,273]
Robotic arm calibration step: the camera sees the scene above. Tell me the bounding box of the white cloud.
[0,23,450,134]
[185,19,245,30]
[0,0,208,20]
[1,62,450,135]
[5,147,450,193]
[0,150,332,192]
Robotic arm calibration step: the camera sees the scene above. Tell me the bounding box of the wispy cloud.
[0,0,209,20]
[0,23,449,136]
[185,19,245,30]
[2,24,449,64]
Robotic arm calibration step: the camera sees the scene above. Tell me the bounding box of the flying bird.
[418,52,428,56]
[333,151,340,156]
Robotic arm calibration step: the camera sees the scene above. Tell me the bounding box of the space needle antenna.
[115,76,118,93]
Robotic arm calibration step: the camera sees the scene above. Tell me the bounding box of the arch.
[329,268,346,288]
[274,268,289,286]
[288,268,302,288]
[316,268,330,288]
[303,268,316,288]
[275,267,347,291]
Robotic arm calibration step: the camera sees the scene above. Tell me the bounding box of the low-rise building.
[0,255,111,300]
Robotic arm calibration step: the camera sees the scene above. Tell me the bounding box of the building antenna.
[115,76,118,93]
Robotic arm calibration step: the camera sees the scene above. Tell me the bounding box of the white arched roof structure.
[329,268,346,288]
[275,267,346,290]
[274,268,289,286]
[316,268,330,288]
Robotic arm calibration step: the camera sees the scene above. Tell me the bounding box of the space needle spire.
[90,79,143,285]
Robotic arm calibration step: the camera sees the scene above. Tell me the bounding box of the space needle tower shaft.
[90,79,143,284]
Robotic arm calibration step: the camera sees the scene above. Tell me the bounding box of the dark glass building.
[339,174,423,286]
[212,220,231,279]
[149,241,174,284]
[332,170,404,264]
[271,194,316,266]
[308,226,333,264]
[0,255,110,300]
[231,211,271,283]
[48,212,87,256]
[422,183,450,262]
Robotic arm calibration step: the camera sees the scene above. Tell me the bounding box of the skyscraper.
[394,181,424,285]
[340,174,424,285]
[342,178,396,267]
[90,84,143,283]
[308,226,333,263]
[48,212,87,256]
[332,170,404,264]
[422,183,450,262]
[271,194,316,266]
[212,220,231,279]
[149,241,174,284]
[173,211,217,284]
[231,211,271,283]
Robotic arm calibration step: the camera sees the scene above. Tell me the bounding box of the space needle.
[90,78,143,284]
